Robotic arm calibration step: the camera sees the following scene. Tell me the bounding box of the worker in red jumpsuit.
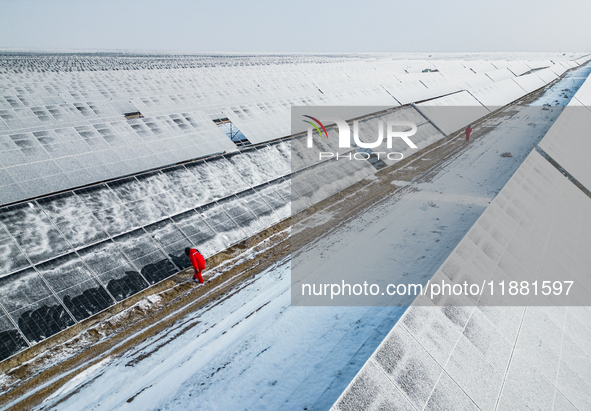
[465,125,473,141]
[185,248,206,283]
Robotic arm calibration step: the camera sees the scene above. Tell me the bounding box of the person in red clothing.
[465,124,473,141]
[185,248,206,283]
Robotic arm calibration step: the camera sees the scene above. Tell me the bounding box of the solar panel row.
[334,149,591,410]
[0,108,404,361]
[0,55,585,362]
[538,68,591,193]
[0,55,582,205]
[333,61,591,411]
[0,140,293,361]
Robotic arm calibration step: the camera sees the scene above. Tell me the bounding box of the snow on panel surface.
[417,75,463,97]
[38,193,117,250]
[0,107,237,204]
[569,74,591,107]
[291,105,444,213]
[538,106,591,191]
[0,224,31,278]
[3,101,421,360]
[506,61,531,76]
[416,91,490,135]
[565,60,578,68]
[484,68,515,82]
[334,150,591,411]
[525,59,552,70]
[77,240,149,302]
[468,78,528,109]
[0,109,384,358]
[0,139,295,361]
[534,67,559,84]
[511,73,546,93]
[445,72,493,89]
[549,64,568,76]
[111,229,177,286]
[424,151,591,306]
[465,61,497,73]
[0,53,583,205]
[0,53,583,362]
[0,267,76,345]
[35,252,114,322]
[382,81,432,105]
[0,202,72,265]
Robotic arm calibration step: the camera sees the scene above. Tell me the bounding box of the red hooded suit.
[465,126,473,141]
[188,249,206,283]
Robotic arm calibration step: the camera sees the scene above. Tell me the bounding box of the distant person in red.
[185,248,205,283]
[465,125,473,141]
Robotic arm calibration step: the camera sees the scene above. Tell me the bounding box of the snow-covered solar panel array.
[512,72,547,93]
[2,104,428,361]
[0,53,585,205]
[539,72,591,192]
[0,53,587,362]
[333,146,591,411]
[419,151,591,308]
[333,59,591,411]
[535,67,559,83]
[291,106,442,213]
[484,67,515,82]
[507,61,532,76]
[570,77,591,107]
[414,60,587,135]
[0,102,436,360]
[0,140,296,361]
[549,62,571,77]
[416,91,490,135]
[468,79,530,109]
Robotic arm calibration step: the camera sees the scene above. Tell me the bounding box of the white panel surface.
[484,68,515,82]
[382,81,432,105]
[511,73,547,93]
[525,60,552,70]
[456,72,496,89]
[0,54,581,205]
[417,91,490,135]
[568,76,591,107]
[466,61,497,73]
[334,150,591,411]
[468,79,528,109]
[538,105,591,191]
[419,76,463,97]
[534,67,559,84]
[506,61,531,76]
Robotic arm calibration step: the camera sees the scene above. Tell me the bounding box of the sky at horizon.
[1,0,589,53]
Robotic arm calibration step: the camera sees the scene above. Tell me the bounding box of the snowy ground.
[21,66,590,411]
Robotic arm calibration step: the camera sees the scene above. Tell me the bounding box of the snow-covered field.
[22,63,591,411]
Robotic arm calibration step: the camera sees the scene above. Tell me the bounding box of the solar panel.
[0,53,585,362]
[538,106,591,192]
[512,73,546,93]
[1,54,580,205]
[333,149,591,411]
[468,79,528,109]
[417,91,490,136]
